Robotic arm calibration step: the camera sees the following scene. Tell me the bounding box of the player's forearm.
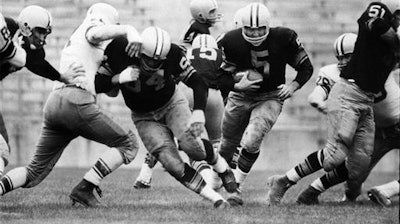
[293,58,313,88]
[86,25,139,44]
[186,73,209,110]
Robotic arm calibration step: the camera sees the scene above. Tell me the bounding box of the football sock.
[202,139,229,173]
[377,180,400,198]
[84,148,123,186]
[136,162,155,184]
[229,147,241,169]
[286,149,323,183]
[310,178,325,192]
[233,167,247,185]
[234,149,259,185]
[176,163,205,194]
[318,163,348,192]
[190,160,214,185]
[237,148,259,173]
[0,167,27,195]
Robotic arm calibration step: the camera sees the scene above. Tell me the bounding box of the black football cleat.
[70,179,102,208]
[218,169,238,193]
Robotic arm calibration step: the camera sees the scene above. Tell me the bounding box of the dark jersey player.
[0,6,84,177]
[179,0,222,48]
[215,2,314,206]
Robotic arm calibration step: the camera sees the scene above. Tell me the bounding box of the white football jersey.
[315,64,340,96]
[55,15,111,95]
[373,69,400,128]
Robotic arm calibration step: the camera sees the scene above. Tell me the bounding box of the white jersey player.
[55,3,141,94]
[0,3,143,208]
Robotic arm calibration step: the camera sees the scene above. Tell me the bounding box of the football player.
[216,2,314,206]
[268,1,399,204]
[266,32,400,205]
[0,6,85,177]
[134,0,223,189]
[179,0,222,49]
[0,12,26,177]
[0,3,141,208]
[134,34,228,190]
[95,26,243,208]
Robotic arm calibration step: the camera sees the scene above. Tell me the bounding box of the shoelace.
[95,186,103,198]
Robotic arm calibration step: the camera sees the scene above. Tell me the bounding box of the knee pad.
[322,144,347,172]
[117,130,139,164]
[178,131,206,161]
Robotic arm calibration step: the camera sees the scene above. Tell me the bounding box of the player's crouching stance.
[0,3,141,208]
[95,27,234,209]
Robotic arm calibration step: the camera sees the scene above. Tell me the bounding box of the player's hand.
[125,26,142,58]
[234,71,262,92]
[118,67,140,84]
[188,110,205,137]
[277,82,299,100]
[59,62,86,84]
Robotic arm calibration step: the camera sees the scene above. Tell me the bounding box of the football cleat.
[296,186,321,205]
[368,188,391,207]
[266,175,293,205]
[69,179,102,207]
[218,169,238,193]
[213,199,230,209]
[227,188,244,206]
[133,179,151,189]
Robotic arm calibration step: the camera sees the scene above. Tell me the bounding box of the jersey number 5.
[251,50,270,77]
[187,47,217,61]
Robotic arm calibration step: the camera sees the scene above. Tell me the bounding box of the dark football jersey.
[0,17,60,81]
[187,46,223,88]
[217,27,310,92]
[181,20,211,45]
[340,2,399,94]
[103,36,196,113]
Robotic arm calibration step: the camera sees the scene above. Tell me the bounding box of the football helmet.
[381,0,400,14]
[18,5,52,37]
[140,27,171,73]
[333,33,357,70]
[190,0,222,24]
[86,3,119,25]
[233,7,245,28]
[241,3,271,46]
[192,34,218,49]
[333,33,357,57]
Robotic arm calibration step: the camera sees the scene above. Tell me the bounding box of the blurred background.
[0,0,398,173]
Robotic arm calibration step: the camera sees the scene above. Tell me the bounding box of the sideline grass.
[0,167,398,224]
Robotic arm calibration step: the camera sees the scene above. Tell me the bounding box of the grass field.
[0,167,398,224]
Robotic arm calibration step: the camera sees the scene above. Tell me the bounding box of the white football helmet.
[333,33,357,57]
[233,7,245,28]
[140,27,171,72]
[381,0,400,13]
[18,5,52,37]
[86,3,119,25]
[190,0,222,24]
[241,3,271,46]
[192,34,218,49]
[334,33,357,70]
